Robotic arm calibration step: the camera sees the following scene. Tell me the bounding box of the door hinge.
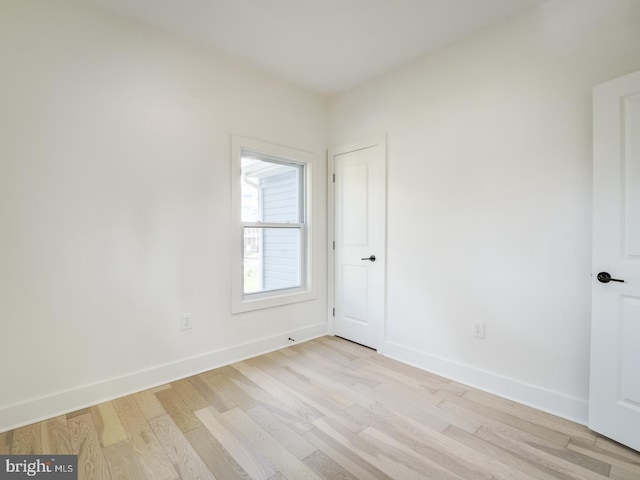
[332,240,335,250]
[332,173,335,183]
[332,307,335,317]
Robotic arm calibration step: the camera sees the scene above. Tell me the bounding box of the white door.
[590,70,640,452]
[329,136,386,350]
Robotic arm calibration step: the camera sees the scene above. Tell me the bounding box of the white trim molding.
[383,340,589,425]
[0,323,328,433]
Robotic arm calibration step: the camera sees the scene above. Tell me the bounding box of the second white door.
[589,70,640,451]
[330,136,386,349]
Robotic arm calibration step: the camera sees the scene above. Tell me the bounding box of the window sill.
[231,287,316,314]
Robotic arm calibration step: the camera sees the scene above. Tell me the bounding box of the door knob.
[597,272,624,283]
[361,255,376,262]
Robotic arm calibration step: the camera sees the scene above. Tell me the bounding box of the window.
[231,136,315,313]
[241,156,303,293]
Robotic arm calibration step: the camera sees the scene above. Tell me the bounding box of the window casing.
[231,136,315,313]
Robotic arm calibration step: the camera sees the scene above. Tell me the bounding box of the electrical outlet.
[180,313,192,331]
[473,321,485,339]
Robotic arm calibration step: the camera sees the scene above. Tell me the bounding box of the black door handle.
[597,272,624,283]
[361,255,376,262]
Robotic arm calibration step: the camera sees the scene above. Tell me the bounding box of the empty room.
[1,0,640,478]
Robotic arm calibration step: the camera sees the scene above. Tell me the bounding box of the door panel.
[624,94,640,258]
[341,265,368,322]
[330,137,386,349]
[620,296,640,405]
[341,161,368,246]
[590,70,640,452]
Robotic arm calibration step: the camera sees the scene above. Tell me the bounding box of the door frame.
[327,135,387,351]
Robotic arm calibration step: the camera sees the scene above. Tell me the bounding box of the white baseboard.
[383,340,589,425]
[0,322,328,433]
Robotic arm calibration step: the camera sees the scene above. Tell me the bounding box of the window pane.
[243,227,301,294]
[241,156,301,223]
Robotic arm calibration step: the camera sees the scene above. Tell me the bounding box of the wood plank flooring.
[2,336,639,479]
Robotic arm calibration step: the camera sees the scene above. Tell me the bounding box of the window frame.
[231,135,315,313]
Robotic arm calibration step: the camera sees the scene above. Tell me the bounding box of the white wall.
[0,0,327,431]
[329,0,640,423]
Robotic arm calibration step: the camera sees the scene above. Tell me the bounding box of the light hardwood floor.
[1,336,639,479]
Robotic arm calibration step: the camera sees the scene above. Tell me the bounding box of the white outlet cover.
[181,314,192,330]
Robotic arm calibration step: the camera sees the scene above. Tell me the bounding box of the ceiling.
[86,0,547,95]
